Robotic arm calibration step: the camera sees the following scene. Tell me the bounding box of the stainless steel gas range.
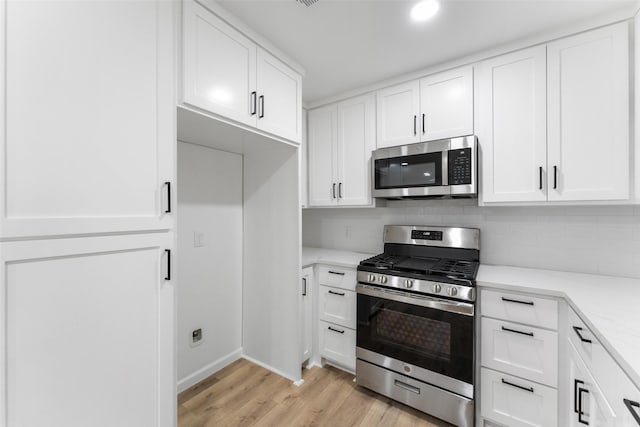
[355,225,479,427]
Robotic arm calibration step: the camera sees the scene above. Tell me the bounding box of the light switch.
[194,231,206,247]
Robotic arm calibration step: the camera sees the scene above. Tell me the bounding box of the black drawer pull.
[574,379,584,414]
[501,378,533,393]
[302,278,307,296]
[164,182,172,213]
[573,326,592,344]
[501,297,534,306]
[501,326,534,337]
[328,271,345,276]
[328,290,345,296]
[328,326,344,334]
[624,399,640,425]
[164,249,171,281]
[578,387,589,425]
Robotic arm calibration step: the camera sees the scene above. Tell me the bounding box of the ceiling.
[218,0,637,104]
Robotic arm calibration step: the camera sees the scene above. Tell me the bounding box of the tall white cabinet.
[307,93,376,207]
[0,2,176,426]
[479,22,629,204]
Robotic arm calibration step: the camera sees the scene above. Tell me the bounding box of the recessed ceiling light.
[411,0,440,22]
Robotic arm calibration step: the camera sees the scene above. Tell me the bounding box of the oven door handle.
[356,284,474,316]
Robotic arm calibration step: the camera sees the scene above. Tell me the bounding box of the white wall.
[177,142,243,391]
[302,203,640,278]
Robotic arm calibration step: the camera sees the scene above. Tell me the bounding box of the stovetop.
[359,254,479,282]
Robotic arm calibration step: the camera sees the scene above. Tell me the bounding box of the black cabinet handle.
[413,115,417,135]
[573,326,592,344]
[501,326,534,337]
[624,399,640,425]
[164,249,171,281]
[164,182,171,213]
[501,378,534,393]
[338,182,343,198]
[328,270,345,276]
[332,183,336,199]
[578,387,589,425]
[574,379,584,414]
[539,166,543,190]
[501,297,534,306]
[328,326,345,334]
[250,91,257,115]
[328,290,345,296]
[259,95,265,119]
[553,165,558,189]
[302,278,307,296]
[422,113,426,134]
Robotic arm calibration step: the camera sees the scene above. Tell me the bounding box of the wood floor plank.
[179,359,453,427]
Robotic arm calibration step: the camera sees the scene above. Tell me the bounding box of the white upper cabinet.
[336,94,377,206]
[256,48,302,142]
[478,46,548,203]
[182,0,256,127]
[479,23,629,204]
[376,81,420,148]
[182,0,302,143]
[376,66,473,149]
[547,22,629,201]
[308,105,338,207]
[308,94,376,207]
[420,66,474,142]
[0,0,175,239]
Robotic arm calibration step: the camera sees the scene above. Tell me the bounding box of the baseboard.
[241,354,301,383]
[177,348,243,393]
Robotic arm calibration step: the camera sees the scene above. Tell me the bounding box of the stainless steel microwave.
[372,136,477,199]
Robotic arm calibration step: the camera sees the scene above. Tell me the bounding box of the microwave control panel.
[448,148,472,185]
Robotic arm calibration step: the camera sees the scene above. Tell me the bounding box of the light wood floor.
[178,358,453,427]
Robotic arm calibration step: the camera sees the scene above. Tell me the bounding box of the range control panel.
[411,230,443,241]
[448,148,472,185]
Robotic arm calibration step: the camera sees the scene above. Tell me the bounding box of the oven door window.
[374,152,443,189]
[357,293,473,385]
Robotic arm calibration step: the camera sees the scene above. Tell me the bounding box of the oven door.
[356,285,474,393]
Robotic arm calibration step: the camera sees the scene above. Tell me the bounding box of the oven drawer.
[481,367,558,427]
[481,289,558,330]
[317,265,356,291]
[319,321,355,371]
[481,317,558,387]
[319,285,356,329]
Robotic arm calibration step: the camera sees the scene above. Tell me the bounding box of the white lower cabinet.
[1,233,174,427]
[319,285,356,329]
[319,320,356,371]
[301,266,313,364]
[481,368,558,427]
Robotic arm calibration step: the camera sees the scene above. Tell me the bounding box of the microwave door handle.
[441,150,449,186]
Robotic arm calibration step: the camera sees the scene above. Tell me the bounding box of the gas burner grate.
[360,254,407,270]
[429,260,478,278]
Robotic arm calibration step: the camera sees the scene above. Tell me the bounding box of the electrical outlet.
[193,231,206,247]
[190,328,203,347]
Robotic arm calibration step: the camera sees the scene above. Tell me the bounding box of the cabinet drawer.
[481,367,558,427]
[319,321,355,372]
[481,317,558,387]
[317,265,356,291]
[319,285,356,329]
[481,289,558,330]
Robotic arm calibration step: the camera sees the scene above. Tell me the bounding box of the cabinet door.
[301,267,313,363]
[420,66,474,142]
[319,285,356,329]
[256,48,302,143]
[182,0,256,127]
[336,94,376,206]
[478,46,548,203]
[547,22,629,201]
[1,0,175,238]
[0,234,174,427]
[376,81,420,148]
[307,105,338,206]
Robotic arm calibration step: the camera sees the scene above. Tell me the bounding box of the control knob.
[379,275,388,284]
[447,286,458,296]
[404,279,414,289]
[368,274,376,283]
[433,284,442,293]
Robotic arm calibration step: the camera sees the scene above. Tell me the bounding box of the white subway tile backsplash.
[302,204,640,279]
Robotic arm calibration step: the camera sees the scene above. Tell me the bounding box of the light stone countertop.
[301,246,640,390]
